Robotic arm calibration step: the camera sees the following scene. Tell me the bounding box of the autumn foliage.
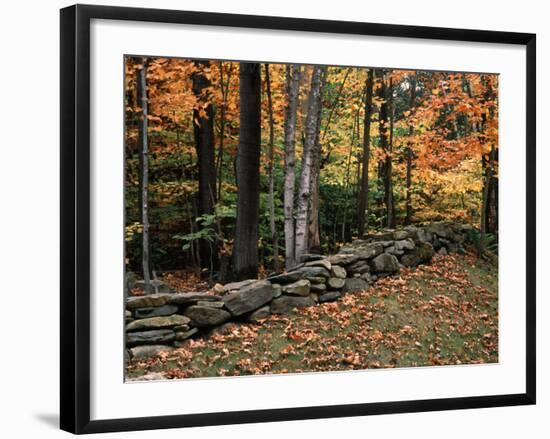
[124,56,498,279]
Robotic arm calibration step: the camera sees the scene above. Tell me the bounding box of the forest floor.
[126,252,498,380]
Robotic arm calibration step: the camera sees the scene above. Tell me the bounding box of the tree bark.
[405,75,416,225]
[283,65,301,270]
[377,71,392,228]
[295,66,323,261]
[137,58,151,292]
[479,144,496,255]
[387,77,395,229]
[232,62,262,280]
[357,69,374,237]
[192,61,218,271]
[264,64,279,272]
[308,67,327,254]
[216,62,232,203]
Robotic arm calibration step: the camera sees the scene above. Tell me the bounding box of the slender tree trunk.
[405,75,416,225]
[321,67,351,143]
[479,144,496,255]
[487,150,499,236]
[137,58,151,292]
[387,77,395,228]
[295,66,323,261]
[357,69,374,237]
[192,60,218,272]
[308,67,327,254]
[283,65,301,270]
[377,71,391,228]
[232,62,262,280]
[264,64,280,272]
[216,62,233,202]
[342,106,359,242]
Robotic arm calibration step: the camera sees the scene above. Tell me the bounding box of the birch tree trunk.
[283,65,301,270]
[232,62,262,280]
[137,58,151,292]
[295,66,323,261]
[357,69,374,237]
[308,67,327,254]
[264,64,279,272]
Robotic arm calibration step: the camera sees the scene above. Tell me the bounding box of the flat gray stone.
[174,327,198,341]
[167,292,222,305]
[126,294,171,310]
[393,230,409,240]
[271,295,316,314]
[133,304,178,319]
[130,345,174,359]
[267,271,303,284]
[341,278,369,293]
[318,291,341,303]
[310,283,327,293]
[308,276,327,284]
[248,305,271,322]
[328,254,359,266]
[185,305,231,327]
[223,279,257,292]
[196,301,225,308]
[368,231,395,241]
[354,243,384,259]
[282,279,311,296]
[330,265,347,279]
[296,266,330,279]
[327,277,345,290]
[348,260,370,274]
[369,253,400,273]
[304,259,331,271]
[173,324,191,332]
[298,253,325,263]
[222,280,274,316]
[272,283,282,298]
[400,242,435,267]
[126,314,191,332]
[394,239,415,251]
[127,329,175,346]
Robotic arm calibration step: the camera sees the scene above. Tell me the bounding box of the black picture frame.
[60,4,536,434]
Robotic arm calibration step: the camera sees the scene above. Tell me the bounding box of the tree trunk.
[283,65,301,270]
[377,71,391,228]
[308,67,327,254]
[295,66,323,261]
[357,69,374,237]
[137,58,151,292]
[216,62,232,203]
[264,64,279,272]
[232,62,262,280]
[342,106,360,242]
[479,144,496,255]
[192,60,218,272]
[405,75,416,225]
[387,77,395,229]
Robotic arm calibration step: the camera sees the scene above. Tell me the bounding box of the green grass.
[126,252,498,380]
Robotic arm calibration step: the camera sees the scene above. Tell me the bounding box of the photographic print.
[123,56,499,381]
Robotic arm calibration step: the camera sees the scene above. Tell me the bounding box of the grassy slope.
[126,252,498,380]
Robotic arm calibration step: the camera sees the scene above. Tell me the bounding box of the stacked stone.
[125,222,473,360]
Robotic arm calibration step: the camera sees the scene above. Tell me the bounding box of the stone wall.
[125,222,474,360]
